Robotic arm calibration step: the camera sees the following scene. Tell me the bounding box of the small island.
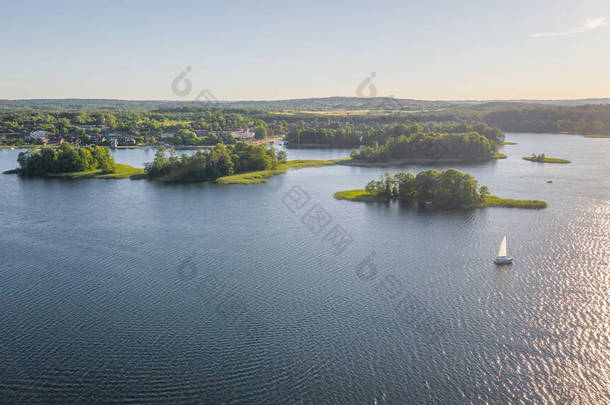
[523,154,571,164]
[333,169,547,209]
[144,144,348,183]
[4,143,145,179]
[501,141,518,145]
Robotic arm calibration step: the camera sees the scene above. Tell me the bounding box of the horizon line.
[2,96,610,103]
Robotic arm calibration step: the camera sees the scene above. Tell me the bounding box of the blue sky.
[1,0,609,100]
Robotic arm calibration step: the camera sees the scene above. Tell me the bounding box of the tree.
[254,126,268,140]
[415,170,440,204]
[395,172,416,200]
[479,185,490,202]
[89,145,116,173]
[277,150,287,164]
[206,144,234,178]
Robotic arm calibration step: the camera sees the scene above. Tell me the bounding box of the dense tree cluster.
[285,122,504,147]
[16,144,116,175]
[144,143,283,181]
[482,105,610,134]
[352,132,497,162]
[365,169,490,208]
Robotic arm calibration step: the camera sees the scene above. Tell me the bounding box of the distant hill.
[1,97,608,112]
[450,98,610,107]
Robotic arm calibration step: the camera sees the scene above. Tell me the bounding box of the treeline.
[352,132,497,162]
[166,129,236,146]
[144,143,287,181]
[0,109,281,142]
[481,104,610,134]
[16,144,116,175]
[364,169,489,208]
[285,121,504,147]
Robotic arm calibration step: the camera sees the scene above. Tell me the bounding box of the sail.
[497,236,507,257]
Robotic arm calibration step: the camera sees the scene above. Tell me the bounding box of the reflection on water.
[0,133,608,403]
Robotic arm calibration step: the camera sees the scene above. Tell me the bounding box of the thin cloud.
[531,17,609,38]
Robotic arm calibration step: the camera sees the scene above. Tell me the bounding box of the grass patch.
[523,156,571,164]
[494,153,507,159]
[501,141,518,145]
[584,134,610,138]
[284,158,350,169]
[95,164,146,179]
[0,145,38,149]
[217,158,350,184]
[481,195,547,209]
[217,168,286,184]
[333,189,389,202]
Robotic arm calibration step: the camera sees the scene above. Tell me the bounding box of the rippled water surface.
[0,134,608,403]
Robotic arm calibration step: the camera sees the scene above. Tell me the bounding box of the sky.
[1,0,609,101]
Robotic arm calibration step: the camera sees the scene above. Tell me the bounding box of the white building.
[231,130,255,140]
[29,130,49,140]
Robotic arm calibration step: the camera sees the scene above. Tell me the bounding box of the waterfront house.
[29,130,49,140]
[194,129,209,137]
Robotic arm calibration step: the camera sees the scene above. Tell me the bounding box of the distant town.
[0,126,270,149]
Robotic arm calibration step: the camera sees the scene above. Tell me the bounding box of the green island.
[333,170,547,209]
[4,143,144,179]
[523,154,571,164]
[143,144,349,184]
[501,141,518,145]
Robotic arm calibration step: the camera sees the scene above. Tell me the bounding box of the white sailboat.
[494,236,513,265]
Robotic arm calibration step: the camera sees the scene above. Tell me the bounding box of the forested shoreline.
[2,102,609,150]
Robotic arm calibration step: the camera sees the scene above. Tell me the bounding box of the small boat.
[494,236,513,265]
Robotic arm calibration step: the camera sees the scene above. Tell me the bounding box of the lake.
[0,133,608,403]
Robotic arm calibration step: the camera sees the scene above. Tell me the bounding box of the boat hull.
[494,257,513,265]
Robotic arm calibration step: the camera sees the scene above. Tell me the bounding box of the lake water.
[0,133,608,403]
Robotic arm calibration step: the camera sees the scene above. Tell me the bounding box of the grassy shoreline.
[333,189,390,202]
[583,134,610,138]
[333,190,547,209]
[217,158,349,184]
[3,163,145,179]
[480,195,547,209]
[523,156,571,164]
[0,145,39,150]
